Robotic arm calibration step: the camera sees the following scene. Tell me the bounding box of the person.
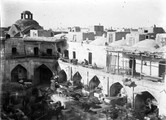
[92,62,97,69]
[84,59,88,65]
[50,79,56,92]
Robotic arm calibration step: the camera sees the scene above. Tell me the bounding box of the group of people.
[81,59,98,69]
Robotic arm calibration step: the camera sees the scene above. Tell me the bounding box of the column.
[21,13,23,19]
[107,77,109,96]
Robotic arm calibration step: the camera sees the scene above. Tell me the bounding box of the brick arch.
[10,64,27,73]
[110,82,124,97]
[134,88,159,103]
[11,64,27,82]
[34,64,53,85]
[134,90,159,119]
[36,63,54,73]
[89,75,100,90]
[72,71,82,86]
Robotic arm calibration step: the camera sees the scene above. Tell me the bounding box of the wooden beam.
[150,60,152,76]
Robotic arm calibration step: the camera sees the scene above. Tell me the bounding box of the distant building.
[89,25,104,36]
[156,33,166,47]
[126,25,165,46]
[30,30,54,37]
[67,31,95,42]
[106,31,129,44]
[70,26,81,32]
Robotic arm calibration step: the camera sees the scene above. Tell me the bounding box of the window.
[47,49,52,55]
[88,52,92,64]
[109,34,113,43]
[144,30,148,33]
[73,51,76,59]
[34,47,39,56]
[161,38,166,46]
[146,35,149,39]
[64,50,69,58]
[12,47,17,55]
[57,48,61,53]
[73,35,76,42]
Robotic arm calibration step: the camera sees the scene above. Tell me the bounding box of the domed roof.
[22,10,32,14]
[15,19,42,30]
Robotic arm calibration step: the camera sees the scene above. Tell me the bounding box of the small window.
[47,49,52,55]
[73,51,76,59]
[146,35,149,39]
[73,35,76,41]
[64,50,69,58]
[34,47,39,56]
[12,47,17,55]
[57,48,61,53]
[144,30,148,33]
[88,52,92,64]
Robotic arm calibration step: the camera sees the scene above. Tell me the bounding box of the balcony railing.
[106,65,164,83]
[5,53,59,59]
[59,57,164,83]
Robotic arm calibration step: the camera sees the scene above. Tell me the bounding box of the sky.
[1,0,166,30]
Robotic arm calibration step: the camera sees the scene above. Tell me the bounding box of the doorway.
[34,64,53,85]
[11,65,27,82]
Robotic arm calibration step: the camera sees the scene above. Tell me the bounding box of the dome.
[15,19,42,30]
[15,10,42,31]
[22,10,32,14]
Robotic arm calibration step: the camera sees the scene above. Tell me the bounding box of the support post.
[87,71,89,85]
[140,54,143,79]
[107,77,109,96]
[117,52,119,74]
[132,57,134,77]
[132,86,135,109]
[150,60,152,76]
[71,66,72,81]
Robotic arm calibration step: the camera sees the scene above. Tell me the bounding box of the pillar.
[107,77,109,96]
[21,13,23,19]
[31,14,33,19]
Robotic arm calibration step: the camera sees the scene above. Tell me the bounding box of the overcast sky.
[1,0,166,29]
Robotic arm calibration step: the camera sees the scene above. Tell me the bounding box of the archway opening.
[110,82,123,97]
[11,65,27,82]
[89,76,100,90]
[58,70,67,83]
[134,91,158,119]
[34,64,53,85]
[73,71,82,86]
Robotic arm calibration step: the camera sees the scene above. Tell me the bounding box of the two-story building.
[59,29,166,117]
[1,11,67,85]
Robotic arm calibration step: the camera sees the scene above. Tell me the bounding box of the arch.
[34,64,53,85]
[89,75,100,90]
[11,64,27,82]
[73,71,82,86]
[110,82,123,97]
[58,69,67,83]
[134,91,158,119]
